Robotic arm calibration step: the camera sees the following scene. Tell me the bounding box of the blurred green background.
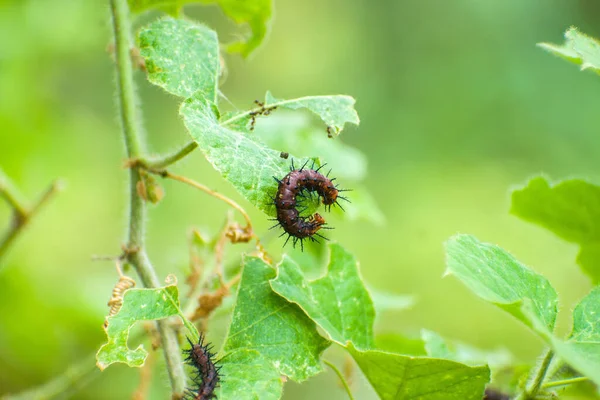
[1,0,600,398]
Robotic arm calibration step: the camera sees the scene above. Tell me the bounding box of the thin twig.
[0,179,62,262]
[148,168,254,230]
[144,141,198,169]
[542,376,590,389]
[109,0,185,396]
[323,359,355,400]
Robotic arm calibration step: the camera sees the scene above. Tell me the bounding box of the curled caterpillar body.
[184,335,220,400]
[272,160,349,250]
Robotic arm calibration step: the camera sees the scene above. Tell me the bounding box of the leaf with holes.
[218,257,330,399]
[137,17,219,100]
[270,243,375,349]
[96,285,186,369]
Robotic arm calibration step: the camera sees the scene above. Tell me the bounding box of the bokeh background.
[1,0,600,398]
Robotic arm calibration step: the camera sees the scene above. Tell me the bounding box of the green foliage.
[264,91,359,137]
[550,287,600,386]
[137,17,372,218]
[538,27,600,74]
[196,0,273,57]
[218,257,330,399]
[270,243,375,349]
[130,0,273,57]
[138,18,219,100]
[348,343,490,400]
[511,176,600,283]
[445,234,600,387]
[445,234,558,334]
[96,285,193,369]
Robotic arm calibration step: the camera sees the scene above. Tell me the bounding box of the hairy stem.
[323,359,355,400]
[543,376,589,389]
[109,0,186,396]
[0,178,62,262]
[145,141,198,169]
[516,349,554,400]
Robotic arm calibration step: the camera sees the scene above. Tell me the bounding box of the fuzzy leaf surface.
[181,95,313,215]
[348,344,490,400]
[217,349,282,400]
[137,17,219,100]
[550,287,600,386]
[445,234,558,336]
[511,176,600,283]
[539,27,600,74]
[96,286,181,369]
[264,91,359,136]
[219,257,330,399]
[270,243,375,349]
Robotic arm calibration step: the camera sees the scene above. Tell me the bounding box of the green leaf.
[217,349,282,400]
[264,91,359,137]
[270,243,375,349]
[549,287,600,386]
[421,330,512,369]
[96,285,184,369]
[129,0,271,57]
[348,343,490,400]
[219,257,330,398]
[538,27,600,74]
[137,17,219,100]
[445,234,558,336]
[253,113,367,181]
[511,176,600,283]
[180,95,313,216]
[196,0,273,57]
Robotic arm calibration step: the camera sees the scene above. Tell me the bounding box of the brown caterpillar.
[271,160,349,250]
[184,335,220,400]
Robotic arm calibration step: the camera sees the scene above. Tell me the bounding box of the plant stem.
[516,349,554,400]
[146,168,253,229]
[145,141,198,169]
[323,359,355,400]
[542,376,589,389]
[0,179,62,262]
[109,0,186,397]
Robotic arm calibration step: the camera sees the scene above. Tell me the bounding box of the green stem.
[323,359,355,400]
[0,180,62,262]
[0,170,28,217]
[542,376,589,389]
[516,349,554,400]
[109,0,185,397]
[145,141,198,169]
